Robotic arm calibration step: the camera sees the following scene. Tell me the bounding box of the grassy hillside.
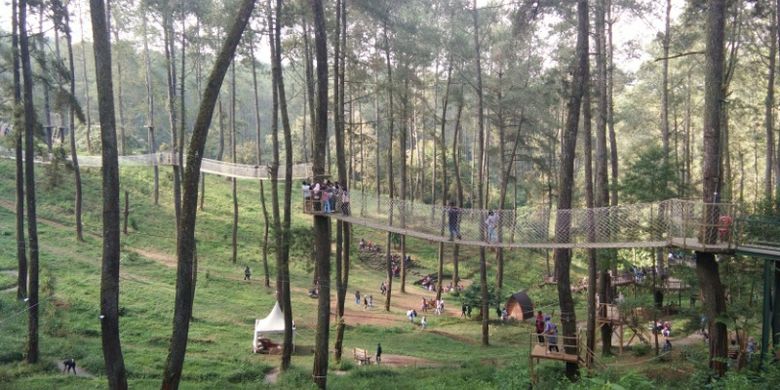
[2,159,755,389]
[0,160,564,388]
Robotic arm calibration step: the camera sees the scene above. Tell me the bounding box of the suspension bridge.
[304,191,780,258]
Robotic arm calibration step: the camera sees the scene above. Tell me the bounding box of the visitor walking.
[355,290,361,305]
[244,266,251,281]
[420,316,427,329]
[341,186,351,215]
[376,343,382,365]
[535,311,545,343]
[448,201,462,241]
[485,210,498,243]
[544,315,559,352]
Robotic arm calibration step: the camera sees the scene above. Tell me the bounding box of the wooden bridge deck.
[530,344,579,363]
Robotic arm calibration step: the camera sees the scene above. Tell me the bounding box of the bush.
[632,343,651,357]
[495,360,531,390]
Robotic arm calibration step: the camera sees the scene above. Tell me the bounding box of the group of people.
[354,290,374,309]
[420,297,445,315]
[405,309,428,329]
[535,311,559,352]
[446,202,501,243]
[359,238,382,253]
[302,180,350,215]
[420,275,436,291]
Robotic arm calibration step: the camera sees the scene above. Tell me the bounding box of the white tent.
[252,302,295,353]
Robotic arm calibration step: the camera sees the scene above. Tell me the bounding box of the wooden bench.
[353,348,373,365]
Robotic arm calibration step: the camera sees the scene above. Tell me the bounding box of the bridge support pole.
[761,258,771,369]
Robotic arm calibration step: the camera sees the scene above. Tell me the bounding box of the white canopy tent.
[252,302,295,353]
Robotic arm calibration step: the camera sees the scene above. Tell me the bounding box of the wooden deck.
[530,344,579,363]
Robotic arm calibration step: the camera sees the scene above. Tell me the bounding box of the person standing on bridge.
[485,210,498,243]
[448,201,462,241]
[341,186,351,215]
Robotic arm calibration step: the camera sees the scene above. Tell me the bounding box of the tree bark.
[400,75,409,293]
[89,0,128,386]
[452,96,465,288]
[382,18,396,312]
[142,15,158,205]
[435,57,452,302]
[12,0,27,301]
[271,0,295,369]
[310,0,331,387]
[249,34,271,288]
[472,0,490,347]
[231,62,238,264]
[163,10,182,229]
[697,0,728,376]
[333,0,351,364]
[19,0,40,366]
[607,0,618,207]
[595,0,613,356]
[765,4,776,202]
[160,0,255,387]
[111,26,126,155]
[555,0,589,379]
[583,77,597,366]
[661,0,671,160]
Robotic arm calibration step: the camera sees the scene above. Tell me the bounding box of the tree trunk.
[765,4,776,202]
[11,0,27,301]
[55,3,85,243]
[595,0,613,356]
[400,75,409,293]
[472,0,489,347]
[607,0,618,207]
[452,97,465,288]
[435,57,452,302]
[249,34,271,288]
[19,0,40,366]
[309,0,331,387]
[583,78,597,366]
[111,26,126,155]
[163,11,181,228]
[142,15,158,205]
[78,5,93,153]
[231,62,238,264]
[303,16,317,163]
[333,0,351,364]
[697,0,728,376]
[777,0,780,199]
[661,0,671,160]
[555,0,589,379]
[160,1,255,388]
[271,0,295,369]
[89,0,128,386]
[382,18,396,312]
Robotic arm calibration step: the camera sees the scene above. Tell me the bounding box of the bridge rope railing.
[305,190,743,249]
[0,149,312,180]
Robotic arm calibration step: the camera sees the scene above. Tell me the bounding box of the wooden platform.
[530,344,579,363]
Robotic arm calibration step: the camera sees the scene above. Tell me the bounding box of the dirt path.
[56,360,94,378]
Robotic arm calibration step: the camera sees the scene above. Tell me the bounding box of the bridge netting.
[4,150,312,180]
[312,191,741,251]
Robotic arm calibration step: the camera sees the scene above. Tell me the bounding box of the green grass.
[0,159,724,389]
